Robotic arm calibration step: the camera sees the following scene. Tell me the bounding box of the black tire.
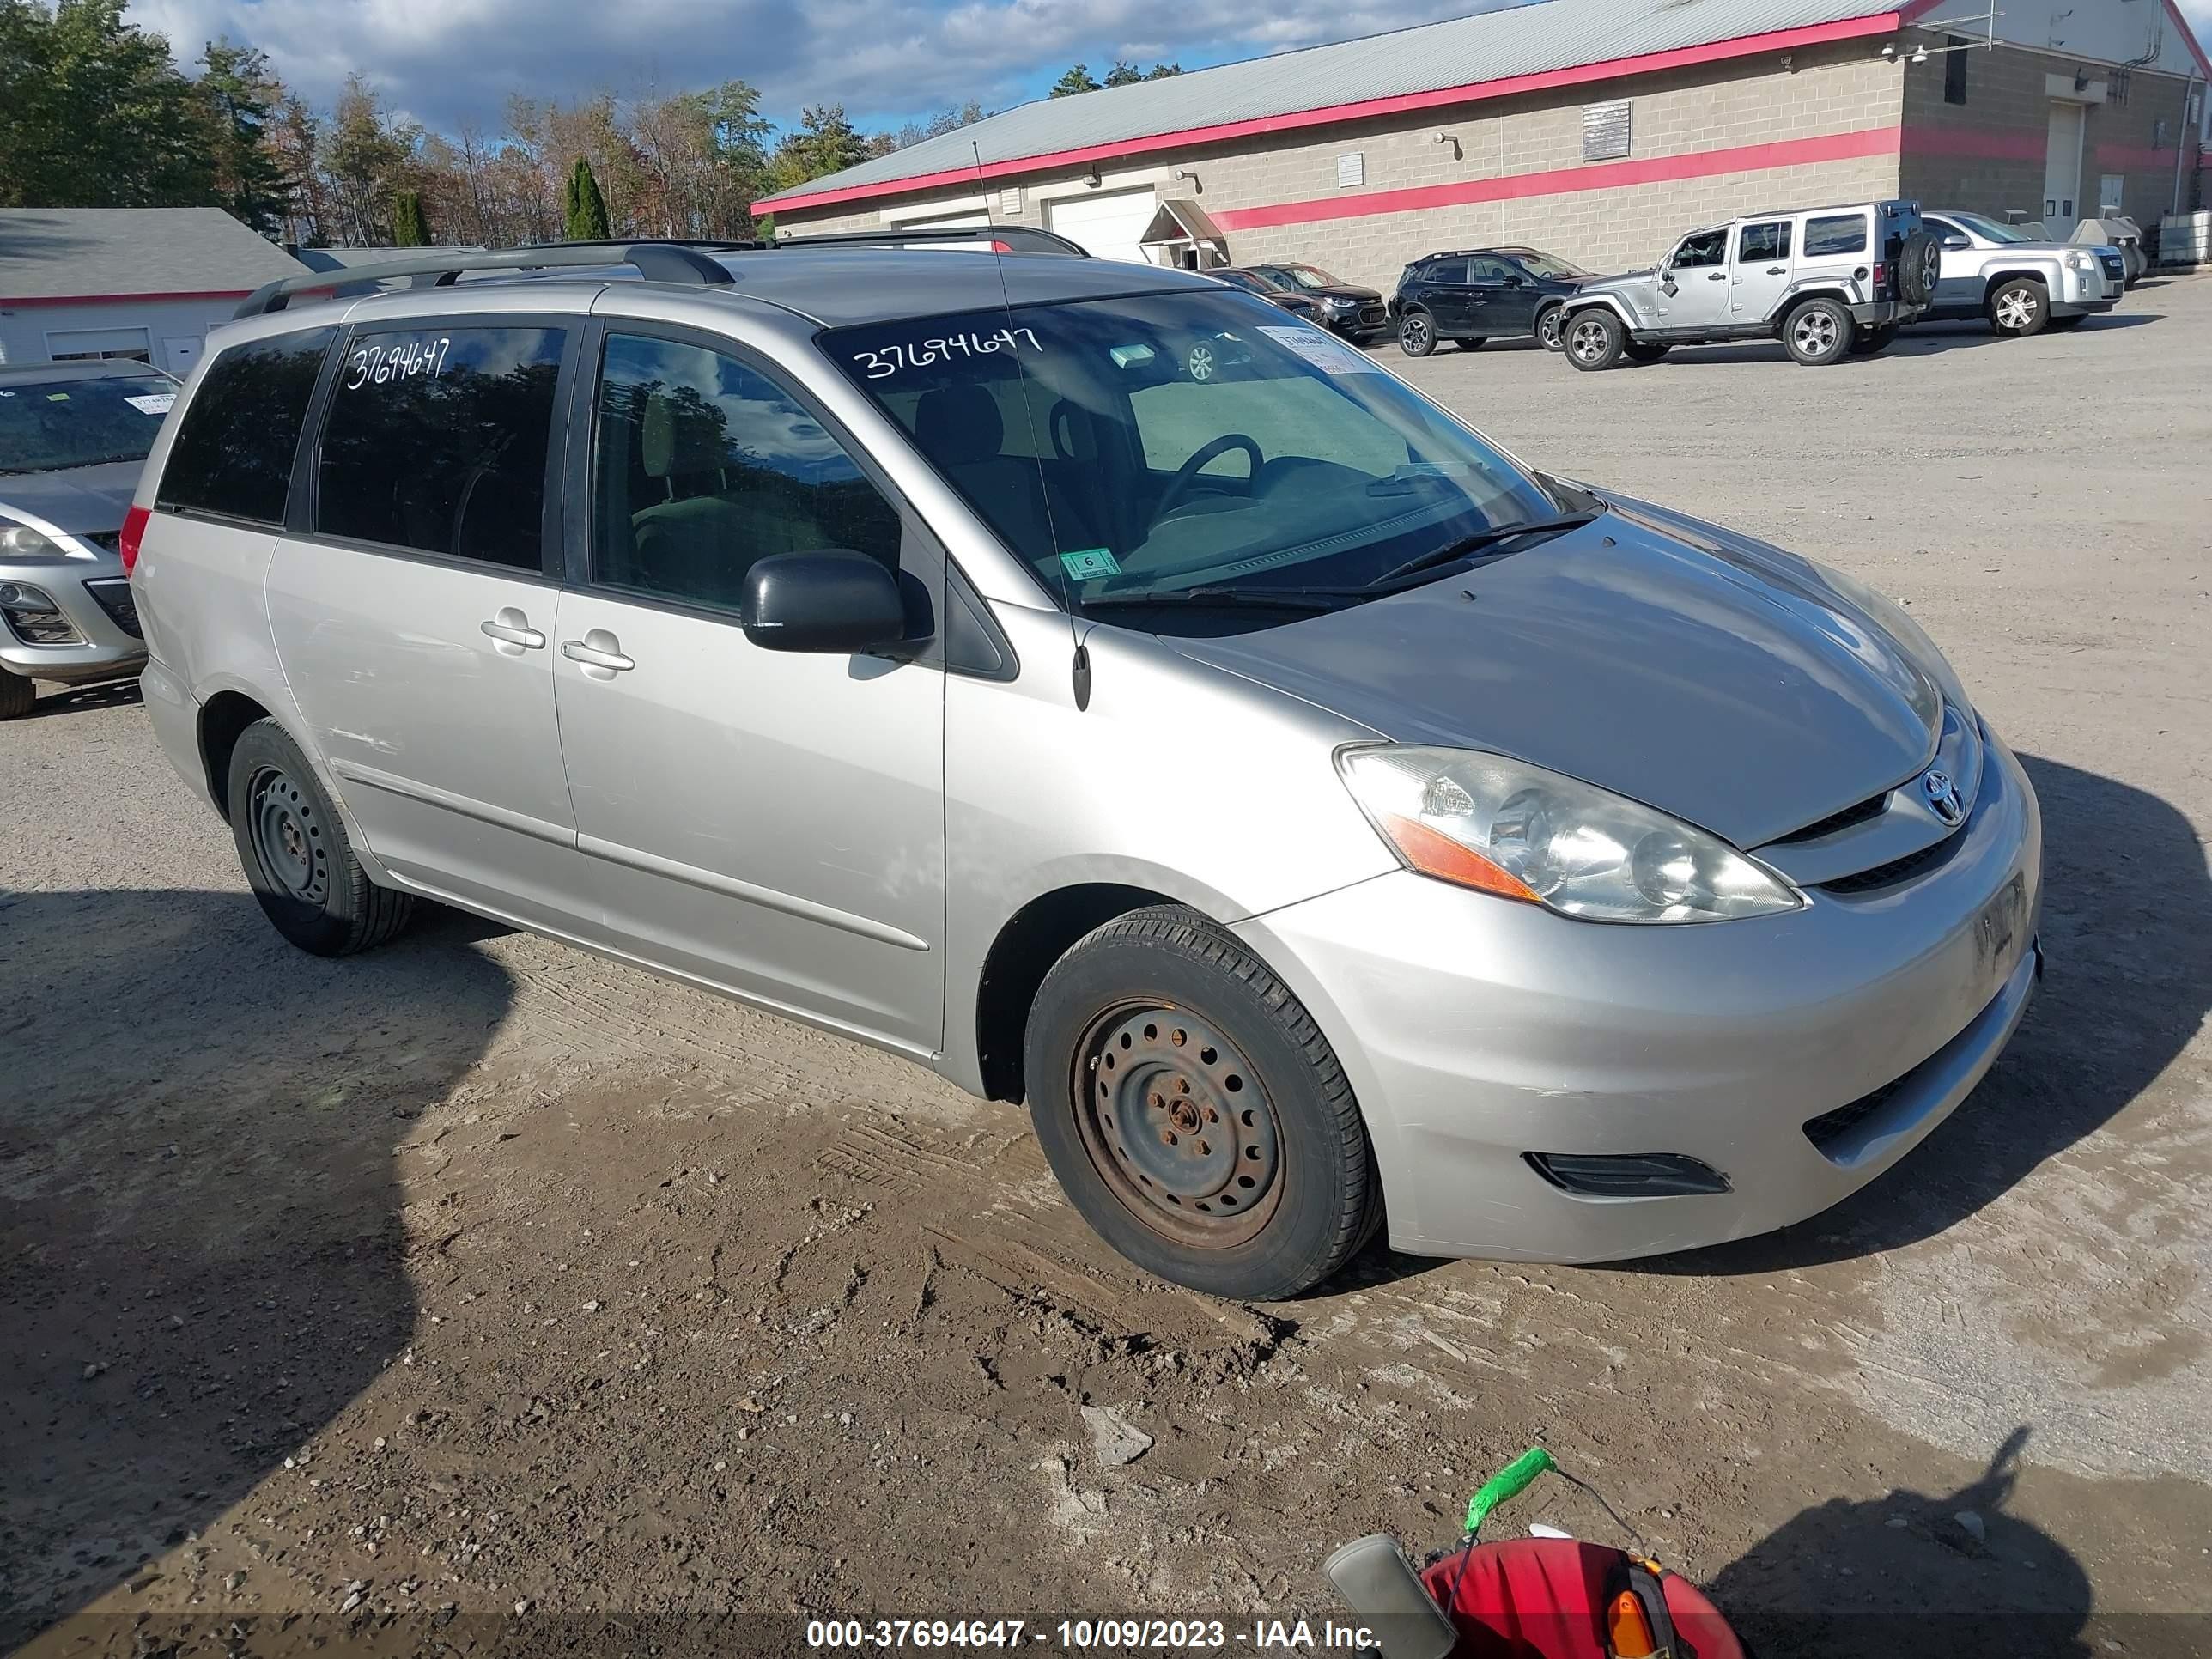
[1988,277,2048,337]
[2047,313,2087,331]
[1535,305,1566,351]
[1783,296,1853,365]
[1848,323,1899,355]
[227,717,415,957]
[1563,308,1625,371]
[0,666,33,721]
[1023,906,1378,1301]
[1622,340,1671,364]
[1452,337,1487,352]
[1396,310,1437,357]
[1897,230,1941,307]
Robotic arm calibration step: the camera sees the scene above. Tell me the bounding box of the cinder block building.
[755,0,2209,290]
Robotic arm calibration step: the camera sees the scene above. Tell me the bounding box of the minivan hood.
[1167,512,1942,849]
[0,459,143,537]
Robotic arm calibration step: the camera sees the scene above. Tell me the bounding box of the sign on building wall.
[1582,99,1632,161]
[1336,152,1365,188]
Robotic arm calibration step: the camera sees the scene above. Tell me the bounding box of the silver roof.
[757,0,1891,207]
[0,208,309,300]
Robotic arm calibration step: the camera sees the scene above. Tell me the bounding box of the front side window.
[1258,264,1343,291]
[1,372,175,476]
[827,290,1558,630]
[1802,214,1870,257]
[592,332,902,614]
[1668,229,1728,270]
[1737,221,1792,263]
[314,325,565,570]
[157,329,332,524]
[1468,256,1519,284]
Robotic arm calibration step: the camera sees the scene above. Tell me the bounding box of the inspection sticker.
[1059,547,1121,580]
[1258,325,1379,374]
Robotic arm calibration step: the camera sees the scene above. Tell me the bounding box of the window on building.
[1738,221,1793,263]
[1943,38,1968,105]
[1802,214,1869,257]
[592,331,902,614]
[157,327,334,526]
[315,325,566,570]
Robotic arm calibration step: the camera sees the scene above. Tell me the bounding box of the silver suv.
[1921,210,2124,337]
[131,236,2039,1299]
[1560,200,1937,368]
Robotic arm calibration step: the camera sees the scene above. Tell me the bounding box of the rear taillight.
[1873,261,1888,289]
[118,503,149,577]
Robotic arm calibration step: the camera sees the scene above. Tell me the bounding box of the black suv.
[1390,246,1600,356]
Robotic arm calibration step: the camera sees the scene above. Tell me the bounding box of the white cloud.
[127,0,1485,134]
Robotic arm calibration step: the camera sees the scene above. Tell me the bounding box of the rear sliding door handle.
[480,608,544,653]
[561,630,635,678]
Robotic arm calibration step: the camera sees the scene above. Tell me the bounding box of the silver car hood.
[1168,508,1942,850]
[0,459,143,537]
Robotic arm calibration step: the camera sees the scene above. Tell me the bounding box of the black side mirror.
[742,550,908,654]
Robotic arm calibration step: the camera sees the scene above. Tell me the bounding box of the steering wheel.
[1150,434,1264,527]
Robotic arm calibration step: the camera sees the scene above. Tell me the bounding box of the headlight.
[1336,746,1802,923]
[2066,251,2094,272]
[0,520,68,560]
[1322,295,1357,311]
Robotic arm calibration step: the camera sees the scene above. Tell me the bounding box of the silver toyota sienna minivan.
[129,236,2041,1300]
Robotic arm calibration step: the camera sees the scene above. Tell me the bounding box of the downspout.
[2176,75,2197,216]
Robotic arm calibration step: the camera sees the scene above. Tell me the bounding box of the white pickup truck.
[1920,210,2126,337]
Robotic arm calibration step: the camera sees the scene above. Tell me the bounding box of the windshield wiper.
[1364,510,1601,589]
[1081,586,1347,613]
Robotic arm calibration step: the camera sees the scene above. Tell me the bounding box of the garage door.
[1045,189,1158,264]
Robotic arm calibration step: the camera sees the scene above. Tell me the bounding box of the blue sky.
[131,0,2212,140]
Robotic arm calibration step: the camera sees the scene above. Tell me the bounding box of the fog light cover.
[1524,1151,1730,1198]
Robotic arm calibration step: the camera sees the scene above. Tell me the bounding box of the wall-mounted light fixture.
[1779,52,1796,70]
[1430,129,1463,160]
[1085,163,1102,188]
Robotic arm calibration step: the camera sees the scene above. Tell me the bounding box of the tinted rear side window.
[315,325,566,571]
[157,328,333,525]
[1803,215,1869,257]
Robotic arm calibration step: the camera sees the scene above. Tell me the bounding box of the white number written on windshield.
[343,337,452,391]
[851,326,1042,380]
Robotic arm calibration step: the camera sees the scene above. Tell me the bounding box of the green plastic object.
[1465,1446,1557,1536]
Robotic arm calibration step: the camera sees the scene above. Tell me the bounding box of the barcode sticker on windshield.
[125,393,176,416]
[1258,325,1378,374]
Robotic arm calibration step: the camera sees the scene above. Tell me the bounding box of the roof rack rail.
[234,225,1090,319]
[235,241,741,318]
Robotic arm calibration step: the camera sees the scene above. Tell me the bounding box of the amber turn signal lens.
[1606,1588,1658,1658]
[1378,813,1540,902]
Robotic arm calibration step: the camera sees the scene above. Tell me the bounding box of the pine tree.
[564,155,611,240]
[392,188,429,245]
[1050,64,1103,97]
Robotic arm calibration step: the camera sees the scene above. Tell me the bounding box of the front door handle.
[480,607,544,653]
[561,629,635,679]
[1766,265,1788,275]
[1707,270,1728,281]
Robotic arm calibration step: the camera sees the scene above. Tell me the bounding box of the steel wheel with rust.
[1024,906,1378,1299]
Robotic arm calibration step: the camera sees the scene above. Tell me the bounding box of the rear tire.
[1849,323,1899,355]
[1564,309,1626,371]
[227,718,415,957]
[0,667,33,721]
[1783,297,1852,365]
[1023,906,1377,1301]
[1988,277,2048,337]
[1397,311,1437,357]
[1535,305,1566,351]
[1453,337,1487,351]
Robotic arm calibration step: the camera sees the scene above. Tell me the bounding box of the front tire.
[1564,309,1626,371]
[1783,297,1852,365]
[1023,907,1377,1301]
[1988,277,2048,337]
[1397,311,1437,357]
[0,667,33,720]
[228,718,415,957]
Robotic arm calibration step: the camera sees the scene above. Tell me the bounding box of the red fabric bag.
[1419,1538,1747,1659]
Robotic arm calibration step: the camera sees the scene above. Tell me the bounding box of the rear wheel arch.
[975,883,1188,1102]
[198,690,273,817]
[1765,285,1852,330]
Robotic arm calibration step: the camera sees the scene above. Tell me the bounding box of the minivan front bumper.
[1232,732,2042,1263]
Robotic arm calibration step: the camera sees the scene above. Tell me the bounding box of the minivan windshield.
[0,374,174,475]
[827,290,1562,625]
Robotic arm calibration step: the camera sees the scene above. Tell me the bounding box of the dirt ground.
[4,278,2209,1659]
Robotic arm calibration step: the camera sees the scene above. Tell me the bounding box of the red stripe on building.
[0,289,254,307]
[1206,125,1902,231]
[2094,143,2184,170]
[758,13,1905,214]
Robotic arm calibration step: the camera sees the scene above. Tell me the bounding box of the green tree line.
[0,0,1022,244]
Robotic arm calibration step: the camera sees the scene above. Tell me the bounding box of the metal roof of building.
[757,0,1897,209]
[0,208,309,300]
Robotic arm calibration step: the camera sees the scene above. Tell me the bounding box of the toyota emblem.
[1923,769,1964,826]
